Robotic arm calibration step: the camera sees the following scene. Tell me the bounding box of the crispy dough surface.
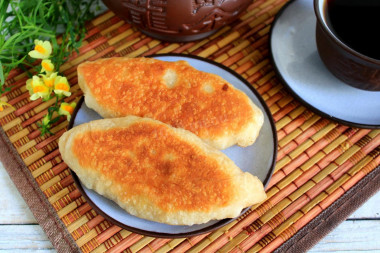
[59,116,267,225]
[77,57,264,149]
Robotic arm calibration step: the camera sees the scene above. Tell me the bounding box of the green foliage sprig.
[0,0,100,134]
[0,0,100,93]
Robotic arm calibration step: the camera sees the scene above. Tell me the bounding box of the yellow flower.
[54,76,71,97]
[0,101,14,112]
[41,72,57,89]
[28,40,52,59]
[30,82,51,101]
[41,59,55,74]
[26,75,43,95]
[59,102,76,121]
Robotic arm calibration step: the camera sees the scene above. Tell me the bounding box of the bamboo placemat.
[1,0,380,252]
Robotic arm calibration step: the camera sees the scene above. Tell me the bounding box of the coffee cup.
[314,0,380,91]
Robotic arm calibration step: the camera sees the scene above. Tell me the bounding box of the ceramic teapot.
[102,0,251,42]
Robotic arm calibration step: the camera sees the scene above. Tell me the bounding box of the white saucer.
[270,0,380,128]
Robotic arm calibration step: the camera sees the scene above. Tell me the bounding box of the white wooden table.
[0,162,379,252]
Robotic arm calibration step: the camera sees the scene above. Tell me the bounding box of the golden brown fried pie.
[77,57,264,149]
[59,116,267,225]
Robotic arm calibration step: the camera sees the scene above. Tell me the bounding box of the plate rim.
[67,53,278,238]
[269,0,380,129]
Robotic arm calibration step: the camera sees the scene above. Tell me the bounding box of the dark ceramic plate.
[68,54,277,238]
[270,0,380,128]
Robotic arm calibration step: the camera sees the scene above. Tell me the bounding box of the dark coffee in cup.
[326,0,380,60]
[314,0,380,91]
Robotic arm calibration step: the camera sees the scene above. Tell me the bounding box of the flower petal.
[29,40,52,59]
[41,59,54,73]
[28,50,45,59]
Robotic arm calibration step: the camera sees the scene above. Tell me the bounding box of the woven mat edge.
[276,165,380,253]
[0,127,81,253]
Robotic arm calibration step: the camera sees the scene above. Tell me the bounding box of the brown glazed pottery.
[314,0,380,91]
[102,0,251,42]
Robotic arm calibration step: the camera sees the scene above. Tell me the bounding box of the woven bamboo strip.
[57,197,83,218]
[68,215,90,234]
[253,75,277,98]
[231,38,269,72]
[96,227,130,251]
[141,44,166,56]
[241,0,267,20]
[1,78,28,104]
[26,149,60,173]
[237,12,270,34]
[263,89,283,108]
[185,222,237,253]
[78,229,101,250]
[37,164,70,189]
[344,153,380,190]
[51,186,80,210]
[36,162,67,186]
[192,185,290,252]
[2,117,21,132]
[125,237,154,253]
[6,126,28,142]
[61,203,92,227]
[150,239,183,253]
[42,173,73,198]
[260,153,380,253]
[114,37,141,54]
[23,149,45,166]
[0,105,16,119]
[275,122,336,172]
[16,139,37,154]
[155,43,180,54]
[81,223,119,252]
[246,69,272,88]
[12,135,34,151]
[170,234,210,253]
[126,40,161,58]
[68,37,110,62]
[186,27,229,54]
[93,234,120,253]
[257,71,278,89]
[138,238,171,253]
[72,214,105,241]
[209,26,241,51]
[43,178,73,200]
[230,133,380,252]
[274,103,301,127]
[90,11,115,27]
[28,146,60,173]
[100,20,125,36]
[209,129,371,252]
[198,31,240,58]
[277,116,327,159]
[34,162,67,182]
[48,187,71,203]
[108,28,136,46]
[103,230,140,253]
[35,128,66,150]
[214,40,251,63]
[31,159,55,178]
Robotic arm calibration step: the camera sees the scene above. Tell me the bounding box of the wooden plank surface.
[310,221,380,252]
[0,162,379,252]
